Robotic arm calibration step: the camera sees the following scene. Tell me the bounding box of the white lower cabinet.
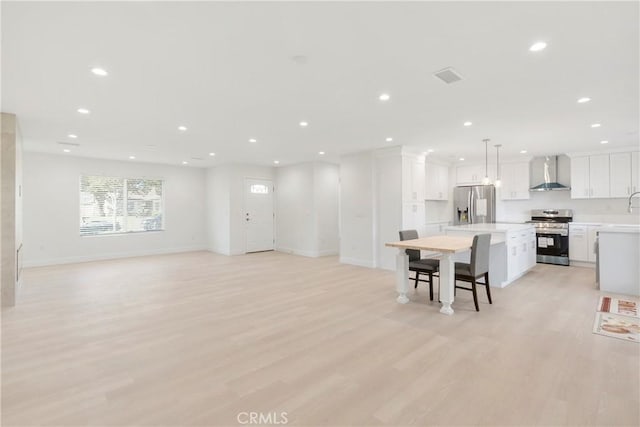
[569,223,600,263]
[507,229,537,281]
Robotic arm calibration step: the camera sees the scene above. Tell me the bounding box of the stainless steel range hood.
[530,155,571,191]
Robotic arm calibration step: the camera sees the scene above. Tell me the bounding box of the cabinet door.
[571,156,590,199]
[589,154,610,198]
[412,159,426,201]
[569,225,588,261]
[518,232,528,273]
[402,202,425,235]
[437,163,449,200]
[456,165,479,185]
[402,157,413,201]
[501,162,530,200]
[457,164,495,185]
[610,153,632,198]
[528,230,537,269]
[632,152,640,194]
[425,162,440,200]
[587,226,599,263]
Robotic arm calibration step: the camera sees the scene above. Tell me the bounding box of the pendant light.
[482,139,491,184]
[494,144,502,188]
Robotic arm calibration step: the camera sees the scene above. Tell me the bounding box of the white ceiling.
[2,1,638,167]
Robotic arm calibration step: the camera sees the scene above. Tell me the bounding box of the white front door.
[244,178,274,253]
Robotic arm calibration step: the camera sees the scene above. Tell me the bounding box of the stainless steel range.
[528,209,573,266]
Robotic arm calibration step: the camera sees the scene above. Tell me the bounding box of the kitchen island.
[444,223,537,287]
[598,226,640,297]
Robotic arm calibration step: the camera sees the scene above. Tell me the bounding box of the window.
[80,175,163,235]
[250,184,269,194]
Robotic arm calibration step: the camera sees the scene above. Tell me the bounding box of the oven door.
[536,229,569,265]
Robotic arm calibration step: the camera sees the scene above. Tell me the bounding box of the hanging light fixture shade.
[494,144,502,188]
[482,139,491,184]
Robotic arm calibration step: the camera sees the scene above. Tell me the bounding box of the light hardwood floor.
[2,251,639,426]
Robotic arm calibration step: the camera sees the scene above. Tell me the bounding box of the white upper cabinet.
[402,155,425,202]
[500,162,530,200]
[589,154,610,198]
[609,152,632,198]
[456,164,495,185]
[425,161,449,200]
[571,156,595,199]
[571,151,640,199]
[572,154,610,199]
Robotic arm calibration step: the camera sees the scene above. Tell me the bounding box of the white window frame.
[79,175,165,236]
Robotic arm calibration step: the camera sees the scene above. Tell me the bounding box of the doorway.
[244,178,274,253]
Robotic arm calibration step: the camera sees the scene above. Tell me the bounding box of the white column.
[438,253,455,315]
[395,248,409,303]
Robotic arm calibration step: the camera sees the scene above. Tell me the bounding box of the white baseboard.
[570,260,596,268]
[208,246,232,256]
[317,249,339,257]
[339,257,375,268]
[276,247,320,258]
[23,245,209,268]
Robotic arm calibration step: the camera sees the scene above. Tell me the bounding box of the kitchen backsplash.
[495,190,640,224]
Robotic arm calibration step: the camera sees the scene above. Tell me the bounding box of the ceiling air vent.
[433,67,463,84]
[190,156,204,161]
[57,141,80,147]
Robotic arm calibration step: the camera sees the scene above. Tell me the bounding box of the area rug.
[597,296,639,318]
[593,313,640,343]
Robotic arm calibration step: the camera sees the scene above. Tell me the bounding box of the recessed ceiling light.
[273,160,280,164]
[520,150,528,154]
[129,156,136,160]
[67,134,78,139]
[299,121,308,127]
[529,41,547,52]
[178,126,188,131]
[182,161,188,165]
[379,93,390,101]
[63,149,71,153]
[427,149,434,153]
[91,67,108,76]
[77,108,90,114]
[591,123,601,128]
[385,137,393,142]
[459,157,465,161]
[249,138,257,143]
[600,140,609,144]
[463,121,472,127]
[209,152,216,156]
[318,151,325,155]
[577,97,591,104]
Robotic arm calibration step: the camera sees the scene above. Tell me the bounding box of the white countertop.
[597,225,640,234]
[444,223,534,233]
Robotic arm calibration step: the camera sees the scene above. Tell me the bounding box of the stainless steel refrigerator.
[453,185,496,225]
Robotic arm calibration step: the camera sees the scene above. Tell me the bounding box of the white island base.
[444,223,537,288]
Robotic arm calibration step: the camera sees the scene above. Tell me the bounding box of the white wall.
[313,162,340,255]
[274,162,339,257]
[205,164,274,256]
[339,151,375,267]
[206,165,231,255]
[375,150,403,271]
[22,152,207,266]
[228,165,274,255]
[275,163,315,256]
